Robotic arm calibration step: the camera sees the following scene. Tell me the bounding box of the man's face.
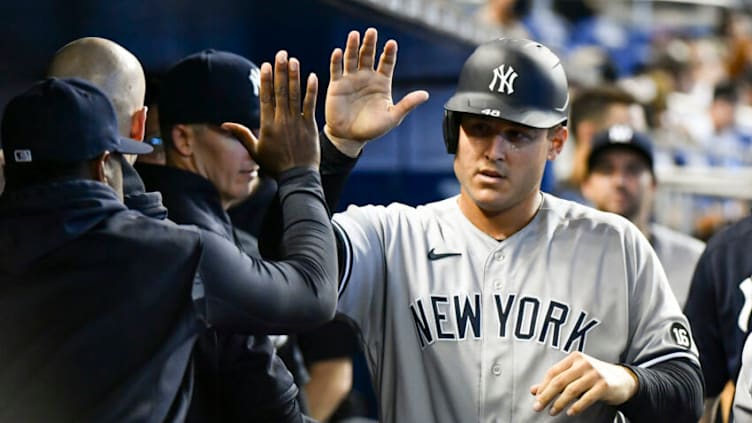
[576,102,643,159]
[582,148,654,220]
[454,114,561,214]
[191,125,259,208]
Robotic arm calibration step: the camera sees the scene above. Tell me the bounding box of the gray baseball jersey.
[649,223,705,309]
[333,193,699,423]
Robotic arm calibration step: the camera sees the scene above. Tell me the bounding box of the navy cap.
[1,77,153,164]
[587,125,654,174]
[159,49,261,131]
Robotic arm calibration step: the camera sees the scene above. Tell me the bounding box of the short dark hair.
[570,86,637,139]
[713,81,738,103]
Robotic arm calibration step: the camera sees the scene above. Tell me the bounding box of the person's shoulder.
[703,215,752,253]
[338,197,453,219]
[334,197,457,233]
[541,193,651,250]
[651,223,705,256]
[542,192,634,230]
[551,181,589,206]
[110,210,202,249]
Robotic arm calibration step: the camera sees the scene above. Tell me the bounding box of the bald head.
[48,37,145,137]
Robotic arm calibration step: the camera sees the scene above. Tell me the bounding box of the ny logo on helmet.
[249,68,261,96]
[488,64,518,95]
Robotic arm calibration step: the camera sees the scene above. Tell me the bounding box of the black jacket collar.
[136,163,234,241]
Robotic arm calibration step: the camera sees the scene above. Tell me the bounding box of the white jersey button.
[493,280,503,289]
[494,252,505,261]
[492,363,502,376]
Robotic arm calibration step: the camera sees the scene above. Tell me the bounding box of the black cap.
[587,125,654,174]
[445,38,570,129]
[159,49,261,130]
[1,77,153,164]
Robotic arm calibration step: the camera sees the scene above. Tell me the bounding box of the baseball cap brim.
[588,143,653,173]
[445,92,567,129]
[115,137,153,155]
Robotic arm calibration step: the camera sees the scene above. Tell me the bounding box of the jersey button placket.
[492,363,502,376]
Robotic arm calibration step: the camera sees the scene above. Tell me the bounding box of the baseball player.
[326,29,703,422]
[685,208,752,420]
[581,126,705,308]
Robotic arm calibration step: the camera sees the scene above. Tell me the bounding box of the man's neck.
[457,190,543,241]
[631,216,651,241]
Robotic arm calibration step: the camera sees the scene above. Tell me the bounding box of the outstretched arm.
[195,51,338,334]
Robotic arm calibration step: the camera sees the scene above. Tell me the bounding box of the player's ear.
[170,124,195,157]
[91,151,109,183]
[546,125,567,160]
[130,106,148,142]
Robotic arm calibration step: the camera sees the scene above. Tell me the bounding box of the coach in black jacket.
[0,75,336,422]
[138,49,325,422]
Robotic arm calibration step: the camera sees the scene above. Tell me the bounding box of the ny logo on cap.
[13,149,32,162]
[608,125,634,143]
[489,64,518,95]
[249,68,261,96]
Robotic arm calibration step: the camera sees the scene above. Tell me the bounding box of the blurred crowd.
[474,0,752,241]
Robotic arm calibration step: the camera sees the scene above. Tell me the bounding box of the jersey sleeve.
[683,247,729,396]
[193,168,339,334]
[622,226,700,369]
[331,204,389,339]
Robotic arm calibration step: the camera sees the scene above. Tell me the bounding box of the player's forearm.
[618,359,703,422]
[303,358,354,420]
[257,131,358,259]
[195,168,338,333]
[320,130,359,214]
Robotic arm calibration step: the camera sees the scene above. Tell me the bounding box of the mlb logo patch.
[13,149,32,162]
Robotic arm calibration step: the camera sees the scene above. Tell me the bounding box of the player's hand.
[529,352,639,417]
[324,27,429,157]
[223,50,319,177]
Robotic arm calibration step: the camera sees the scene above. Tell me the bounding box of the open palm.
[325,28,429,145]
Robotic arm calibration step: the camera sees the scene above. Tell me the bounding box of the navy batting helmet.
[442,38,570,154]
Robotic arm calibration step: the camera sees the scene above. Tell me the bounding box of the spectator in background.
[722,10,752,80]
[553,85,645,204]
[581,125,705,308]
[681,81,748,167]
[474,0,531,39]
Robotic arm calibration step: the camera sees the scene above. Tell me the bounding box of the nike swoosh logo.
[427,248,462,260]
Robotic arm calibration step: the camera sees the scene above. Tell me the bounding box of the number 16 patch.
[670,323,692,349]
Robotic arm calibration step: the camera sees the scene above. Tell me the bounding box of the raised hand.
[223,50,320,177]
[529,352,638,417]
[325,27,429,157]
